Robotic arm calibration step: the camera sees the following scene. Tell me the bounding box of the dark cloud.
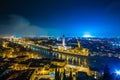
[0,0,120,37]
[0,15,47,36]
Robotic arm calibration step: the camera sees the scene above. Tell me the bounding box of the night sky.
[0,0,120,37]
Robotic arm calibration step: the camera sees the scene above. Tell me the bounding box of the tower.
[77,40,81,49]
[76,37,81,49]
[62,35,65,47]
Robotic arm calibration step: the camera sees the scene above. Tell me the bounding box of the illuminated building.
[9,63,28,70]
[29,58,66,80]
[53,35,71,51]
[2,42,8,48]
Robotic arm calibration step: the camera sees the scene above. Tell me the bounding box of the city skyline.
[0,0,120,37]
[1,0,120,79]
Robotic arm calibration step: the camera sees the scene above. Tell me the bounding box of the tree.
[69,69,73,80]
[63,69,67,80]
[55,68,61,80]
[55,68,58,80]
[102,65,112,80]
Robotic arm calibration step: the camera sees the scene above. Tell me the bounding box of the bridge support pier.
[72,56,74,64]
[58,53,61,59]
[77,58,81,65]
[66,55,69,64]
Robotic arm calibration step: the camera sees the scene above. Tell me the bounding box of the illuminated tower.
[62,35,65,46]
[77,40,81,49]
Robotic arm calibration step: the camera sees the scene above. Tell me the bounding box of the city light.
[83,33,93,38]
[1,0,120,80]
[116,70,120,75]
